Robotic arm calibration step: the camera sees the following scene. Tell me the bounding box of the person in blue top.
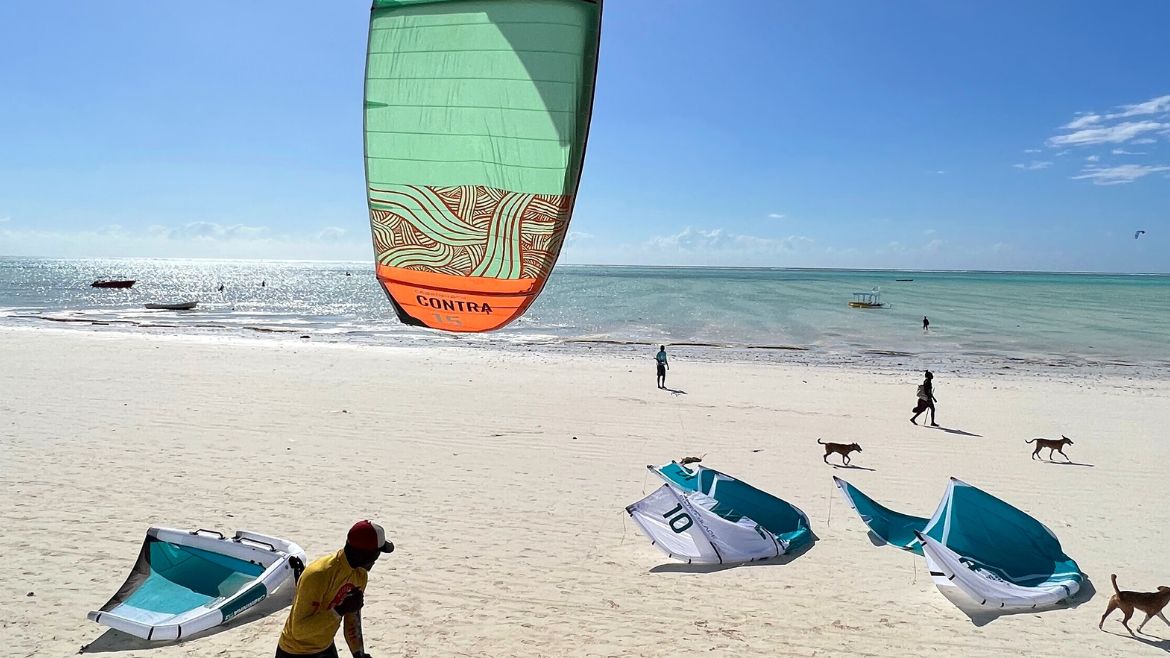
[655,345,670,389]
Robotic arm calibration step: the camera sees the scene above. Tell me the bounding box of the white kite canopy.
[627,485,785,564]
[834,477,1082,609]
[88,528,305,641]
[626,462,813,565]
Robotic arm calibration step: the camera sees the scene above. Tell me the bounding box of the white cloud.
[315,226,347,242]
[1023,148,1042,154]
[767,213,786,219]
[1045,93,1170,153]
[1071,164,1170,185]
[933,170,946,175]
[644,227,812,260]
[1110,94,1170,119]
[1085,155,1100,162]
[563,231,594,245]
[1013,161,1053,170]
[147,222,270,241]
[0,222,367,259]
[1063,113,1101,130]
[1048,120,1169,147]
[1111,148,1143,155]
[0,216,10,223]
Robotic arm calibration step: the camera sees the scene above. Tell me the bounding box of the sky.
[1,1,1167,272]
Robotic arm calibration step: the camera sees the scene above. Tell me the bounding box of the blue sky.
[1,1,1167,271]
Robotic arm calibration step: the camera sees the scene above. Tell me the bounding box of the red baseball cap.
[347,520,395,553]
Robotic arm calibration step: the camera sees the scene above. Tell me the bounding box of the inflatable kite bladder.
[626,462,813,565]
[88,527,305,641]
[833,477,1082,609]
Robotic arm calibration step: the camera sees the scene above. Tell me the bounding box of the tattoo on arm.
[343,610,365,654]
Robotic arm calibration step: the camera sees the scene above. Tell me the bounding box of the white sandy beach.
[2,327,1169,657]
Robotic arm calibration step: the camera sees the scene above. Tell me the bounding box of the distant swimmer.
[911,370,939,427]
[922,316,930,333]
[655,345,670,389]
[261,280,267,287]
[217,284,224,293]
[1135,230,1146,239]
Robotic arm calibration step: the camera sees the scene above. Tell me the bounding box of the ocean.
[1,257,1167,375]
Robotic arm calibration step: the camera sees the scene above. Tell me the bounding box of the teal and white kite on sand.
[88,527,305,641]
[833,476,1083,608]
[626,462,813,565]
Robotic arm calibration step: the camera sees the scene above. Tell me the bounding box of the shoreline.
[3,316,1169,385]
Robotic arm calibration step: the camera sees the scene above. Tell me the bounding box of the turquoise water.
[1,258,1167,372]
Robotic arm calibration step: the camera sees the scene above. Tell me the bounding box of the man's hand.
[334,588,364,616]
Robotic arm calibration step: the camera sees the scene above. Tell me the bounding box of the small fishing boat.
[895,278,914,282]
[92,279,136,289]
[144,301,198,311]
[848,290,886,308]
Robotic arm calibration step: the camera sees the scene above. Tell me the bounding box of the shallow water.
[2,258,1168,374]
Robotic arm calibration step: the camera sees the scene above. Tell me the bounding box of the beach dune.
[2,328,1168,657]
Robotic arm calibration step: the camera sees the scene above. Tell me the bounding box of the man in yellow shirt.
[276,520,395,658]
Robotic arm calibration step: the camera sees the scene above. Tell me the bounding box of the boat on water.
[92,279,136,289]
[848,290,886,308]
[88,527,305,641]
[144,301,198,311]
[895,278,914,282]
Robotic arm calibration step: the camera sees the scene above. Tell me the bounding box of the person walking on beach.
[911,370,938,427]
[922,316,930,333]
[276,520,394,658]
[655,345,670,389]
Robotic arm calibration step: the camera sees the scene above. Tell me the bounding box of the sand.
[2,327,1169,657]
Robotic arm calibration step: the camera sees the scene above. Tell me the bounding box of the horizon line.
[1,254,1167,276]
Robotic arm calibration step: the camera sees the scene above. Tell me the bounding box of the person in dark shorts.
[655,345,670,389]
[911,370,938,427]
[922,316,930,333]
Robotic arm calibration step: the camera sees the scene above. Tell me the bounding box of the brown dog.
[1099,574,1170,636]
[678,454,705,466]
[818,438,862,465]
[1026,435,1074,461]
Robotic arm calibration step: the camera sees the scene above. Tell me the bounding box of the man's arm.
[344,611,368,657]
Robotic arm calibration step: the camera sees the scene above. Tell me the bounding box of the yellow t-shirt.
[278,549,369,654]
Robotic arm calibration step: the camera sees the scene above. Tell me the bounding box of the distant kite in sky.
[1135,230,1146,239]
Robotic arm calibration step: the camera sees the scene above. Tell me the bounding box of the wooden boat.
[144,301,198,311]
[92,279,136,289]
[848,290,886,308]
[895,278,914,282]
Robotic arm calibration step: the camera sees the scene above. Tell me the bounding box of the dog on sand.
[1026,435,1074,461]
[818,438,862,466]
[1099,574,1170,636]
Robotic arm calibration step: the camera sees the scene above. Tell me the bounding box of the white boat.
[144,301,198,310]
[848,289,885,308]
[88,527,305,641]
